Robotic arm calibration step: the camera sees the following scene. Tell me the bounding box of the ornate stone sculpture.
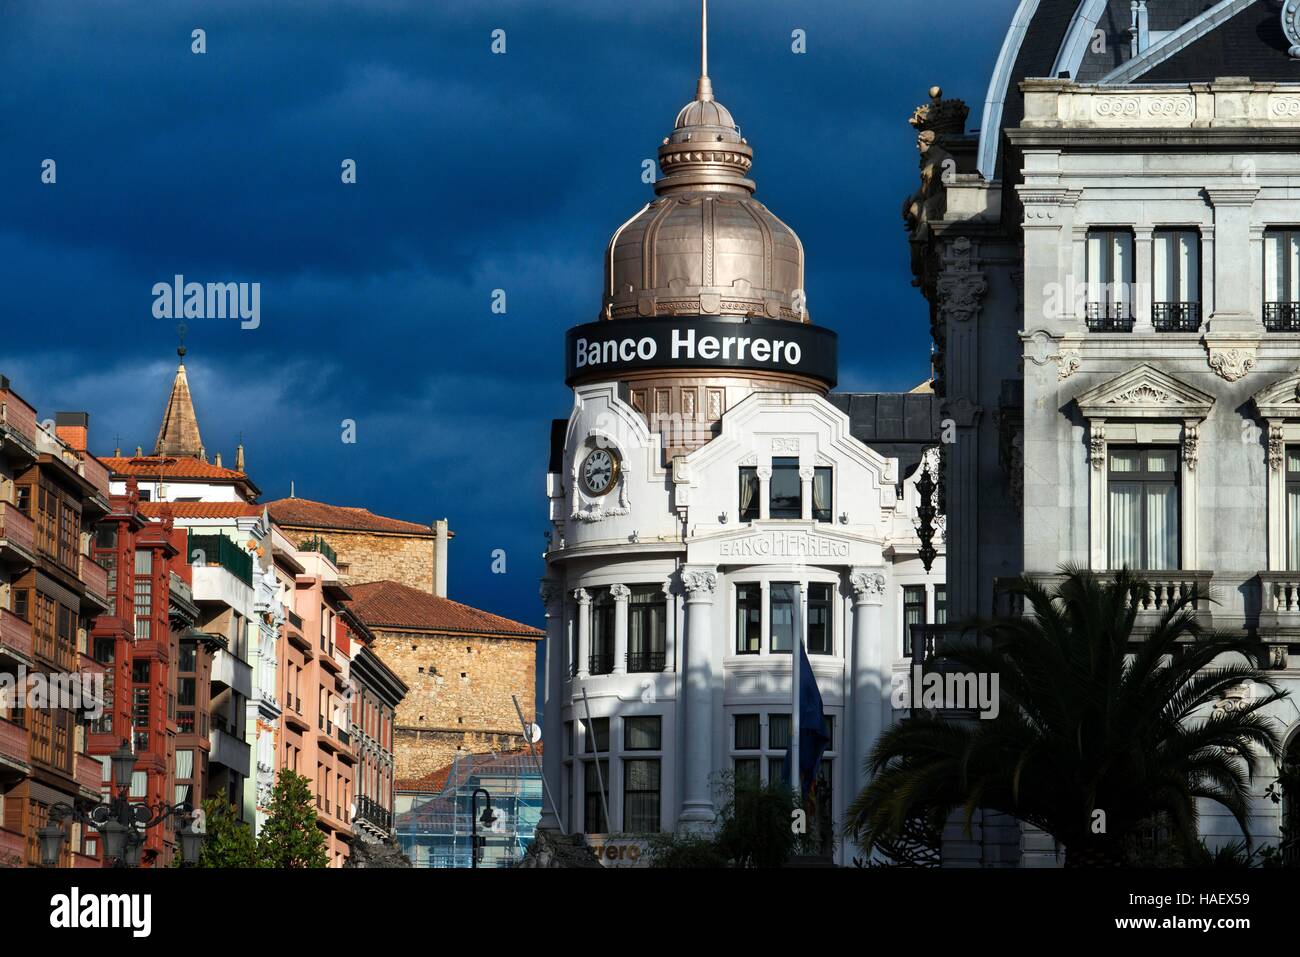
[1207,347,1257,383]
[681,567,718,599]
[849,569,887,603]
[937,237,987,324]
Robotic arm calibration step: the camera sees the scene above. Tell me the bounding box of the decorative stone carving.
[540,581,561,608]
[937,237,987,323]
[1206,347,1257,382]
[572,588,592,606]
[798,466,816,481]
[1112,384,1173,405]
[756,466,772,481]
[609,584,630,601]
[771,437,800,453]
[1269,422,1286,472]
[681,567,718,600]
[1183,424,1199,472]
[1269,644,1289,669]
[942,396,983,428]
[849,569,887,604]
[1214,681,1257,714]
[1089,422,1107,472]
[1057,351,1081,380]
[902,86,968,234]
[1283,5,1300,60]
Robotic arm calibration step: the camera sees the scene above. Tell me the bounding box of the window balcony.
[75,752,103,798]
[0,717,30,776]
[0,502,36,567]
[626,651,666,673]
[78,555,111,612]
[0,381,39,461]
[1265,302,1300,332]
[1085,302,1135,332]
[588,653,615,676]
[0,607,33,665]
[1152,301,1200,332]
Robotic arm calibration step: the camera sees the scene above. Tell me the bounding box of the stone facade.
[371,628,537,780]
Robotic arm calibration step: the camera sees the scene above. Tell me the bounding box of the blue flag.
[782,639,830,801]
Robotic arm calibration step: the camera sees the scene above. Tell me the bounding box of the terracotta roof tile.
[102,456,251,482]
[265,498,437,536]
[138,502,264,519]
[396,744,543,793]
[347,580,543,638]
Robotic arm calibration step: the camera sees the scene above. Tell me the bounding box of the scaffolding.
[395,748,543,868]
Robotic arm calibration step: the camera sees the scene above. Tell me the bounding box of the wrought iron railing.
[588,653,615,676]
[356,795,393,831]
[186,532,253,586]
[1152,301,1200,332]
[299,536,339,567]
[1265,302,1300,332]
[1085,301,1135,332]
[626,651,666,673]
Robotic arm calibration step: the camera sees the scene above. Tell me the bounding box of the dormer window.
[770,457,801,519]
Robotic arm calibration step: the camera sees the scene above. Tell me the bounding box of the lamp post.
[470,787,496,869]
[36,739,202,868]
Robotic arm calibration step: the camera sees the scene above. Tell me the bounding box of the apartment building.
[0,382,111,867]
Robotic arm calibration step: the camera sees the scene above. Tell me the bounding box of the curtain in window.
[1266,231,1300,302]
[813,469,831,519]
[1289,487,1300,572]
[739,468,758,518]
[1109,485,1142,570]
[1145,485,1177,569]
[1154,231,1198,301]
[770,584,795,652]
[623,760,660,833]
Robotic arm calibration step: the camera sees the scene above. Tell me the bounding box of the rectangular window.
[734,714,761,750]
[1152,229,1200,332]
[622,759,661,833]
[589,589,614,675]
[583,760,609,834]
[12,589,27,623]
[903,585,926,657]
[1289,449,1300,571]
[734,758,761,788]
[807,583,833,655]
[583,716,609,754]
[1108,447,1179,571]
[738,466,760,522]
[812,467,833,523]
[934,585,947,625]
[769,583,796,653]
[1086,228,1135,331]
[769,457,801,519]
[735,584,761,654]
[133,550,152,641]
[1265,228,1300,331]
[768,713,791,751]
[624,715,662,751]
[627,586,666,672]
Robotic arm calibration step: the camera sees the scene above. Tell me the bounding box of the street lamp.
[37,739,200,868]
[470,787,496,869]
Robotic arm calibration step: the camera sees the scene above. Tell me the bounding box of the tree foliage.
[846,567,1288,867]
[257,768,330,868]
[194,798,258,868]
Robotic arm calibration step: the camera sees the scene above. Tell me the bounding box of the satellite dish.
[527,723,542,743]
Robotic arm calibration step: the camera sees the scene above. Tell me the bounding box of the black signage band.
[565,317,838,387]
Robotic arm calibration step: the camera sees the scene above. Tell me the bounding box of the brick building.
[265,498,451,596]
[347,581,542,781]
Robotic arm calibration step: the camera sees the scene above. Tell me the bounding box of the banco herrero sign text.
[565,317,837,387]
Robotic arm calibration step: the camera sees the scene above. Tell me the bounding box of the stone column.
[848,570,885,815]
[799,466,815,521]
[678,566,718,830]
[539,580,565,830]
[1205,186,1260,330]
[1133,226,1154,332]
[611,584,630,675]
[757,467,772,520]
[573,588,591,680]
[661,579,677,672]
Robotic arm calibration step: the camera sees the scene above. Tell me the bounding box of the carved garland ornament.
[1269,423,1286,472]
[936,237,987,324]
[1183,424,1199,472]
[1089,422,1107,472]
[1207,348,1257,383]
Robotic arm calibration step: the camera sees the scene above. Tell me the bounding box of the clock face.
[580,448,618,496]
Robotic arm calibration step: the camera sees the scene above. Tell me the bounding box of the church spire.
[154,345,206,459]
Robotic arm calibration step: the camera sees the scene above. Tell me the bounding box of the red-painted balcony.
[79,556,111,612]
[78,455,111,502]
[75,752,103,797]
[0,827,24,865]
[0,607,32,664]
[0,502,35,568]
[0,717,30,775]
[0,383,38,452]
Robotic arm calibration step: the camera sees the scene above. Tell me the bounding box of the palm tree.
[847,567,1287,867]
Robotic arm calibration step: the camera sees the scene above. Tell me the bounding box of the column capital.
[848,568,886,606]
[540,579,562,609]
[572,587,592,605]
[756,466,772,480]
[609,583,631,601]
[681,566,718,602]
[798,466,816,481]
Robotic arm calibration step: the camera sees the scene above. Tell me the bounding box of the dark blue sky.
[0,0,1017,628]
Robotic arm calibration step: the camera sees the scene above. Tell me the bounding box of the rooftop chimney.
[214,451,223,468]
[434,518,450,597]
[235,443,245,472]
[54,412,89,452]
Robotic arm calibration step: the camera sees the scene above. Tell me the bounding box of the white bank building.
[539,53,945,865]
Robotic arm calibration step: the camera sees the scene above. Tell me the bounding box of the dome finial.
[697,0,713,101]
